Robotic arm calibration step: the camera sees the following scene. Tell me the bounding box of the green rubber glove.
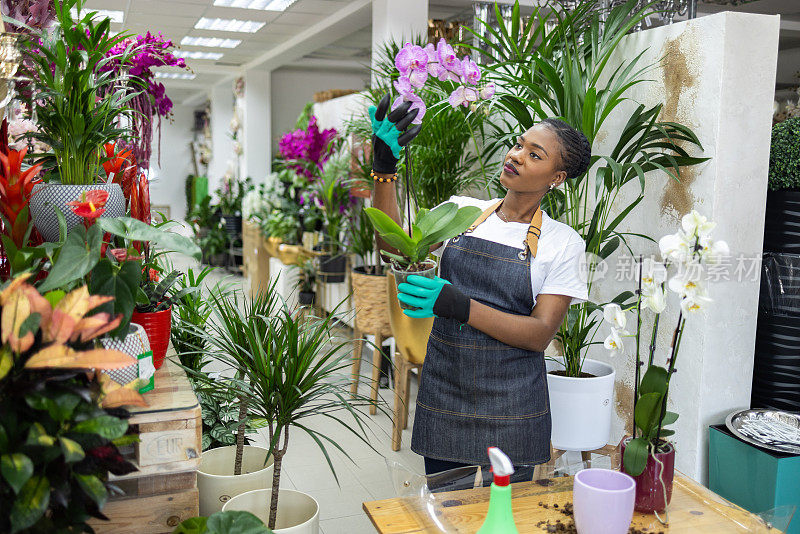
[397,275,470,323]
[369,106,403,159]
[368,94,422,174]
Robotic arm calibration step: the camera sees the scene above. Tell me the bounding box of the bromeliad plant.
[602,212,728,516]
[470,0,709,377]
[365,202,481,271]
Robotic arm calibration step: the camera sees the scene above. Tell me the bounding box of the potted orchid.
[600,211,729,519]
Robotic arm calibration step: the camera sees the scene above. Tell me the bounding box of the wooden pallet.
[89,358,201,533]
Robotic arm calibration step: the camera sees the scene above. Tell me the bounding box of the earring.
[549,183,556,190]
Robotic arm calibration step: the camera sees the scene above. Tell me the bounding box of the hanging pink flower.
[395,43,428,87]
[392,92,426,124]
[461,57,481,86]
[480,82,496,100]
[279,116,337,178]
[394,75,414,96]
[437,39,461,76]
[424,43,447,80]
[448,86,479,108]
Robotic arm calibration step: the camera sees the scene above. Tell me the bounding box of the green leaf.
[1,453,33,494]
[75,473,108,508]
[623,437,649,477]
[0,347,12,380]
[44,290,66,308]
[97,217,201,259]
[59,437,85,463]
[661,411,679,426]
[205,510,273,534]
[72,415,128,439]
[10,475,49,533]
[634,391,663,437]
[38,225,102,292]
[26,422,55,447]
[173,516,208,534]
[657,429,675,438]
[639,366,668,396]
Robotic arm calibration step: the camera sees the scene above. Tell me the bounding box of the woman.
[369,95,590,475]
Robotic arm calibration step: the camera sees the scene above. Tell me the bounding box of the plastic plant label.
[138,350,155,393]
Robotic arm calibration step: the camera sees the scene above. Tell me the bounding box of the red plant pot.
[131,307,172,370]
[620,438,675,513]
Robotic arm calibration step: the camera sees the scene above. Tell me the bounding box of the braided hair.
[539,118,592,180]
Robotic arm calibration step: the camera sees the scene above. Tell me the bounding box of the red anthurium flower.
[67,190,109,229]
[108,248,143,262]
[102,143,134,182]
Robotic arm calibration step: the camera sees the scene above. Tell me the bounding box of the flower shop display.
[17,1,137,240]
[365,203,481,309]
[312,148,354,283]
[462,0,709,450]
[763,116,800,253]
[188,289,382,532]
[600,211,729,517]
[0,274,142,533]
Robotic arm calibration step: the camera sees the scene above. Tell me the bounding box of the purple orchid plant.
[391,39,495,123]
[278,116,338,179]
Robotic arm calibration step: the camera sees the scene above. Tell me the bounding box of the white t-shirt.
[432,196,588,307]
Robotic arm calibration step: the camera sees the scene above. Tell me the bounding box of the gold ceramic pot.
[387,271,433,365]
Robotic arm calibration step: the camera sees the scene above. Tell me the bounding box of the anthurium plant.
[602,212,728,516]
[365,202,481,271]
[0,274,141,533]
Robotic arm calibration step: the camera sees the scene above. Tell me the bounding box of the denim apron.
[411,202,552,465]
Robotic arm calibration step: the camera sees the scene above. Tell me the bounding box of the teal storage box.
[709,424,800,533]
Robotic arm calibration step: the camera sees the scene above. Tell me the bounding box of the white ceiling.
[83,0,800,104]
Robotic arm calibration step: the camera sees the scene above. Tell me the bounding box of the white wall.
[209,83,235,198]
[271,68,369,153]
[149,103,195,225]
[586,12,779,483]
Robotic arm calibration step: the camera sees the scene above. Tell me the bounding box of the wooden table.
[364,473,775,533]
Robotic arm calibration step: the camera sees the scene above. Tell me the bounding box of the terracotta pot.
[131,307,172,370]
[620,439,675,513]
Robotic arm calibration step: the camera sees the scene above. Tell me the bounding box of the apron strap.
[466,200,542,259]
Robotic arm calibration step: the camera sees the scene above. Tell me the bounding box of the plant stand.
[87,358,202,533]
[391,353,422,451]
[532,443,621,480]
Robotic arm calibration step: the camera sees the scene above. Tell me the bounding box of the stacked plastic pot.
[751,190,800,411]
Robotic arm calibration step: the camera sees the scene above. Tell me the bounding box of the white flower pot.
[546,358,616,451]
[197,445,274,516]
[223,488,320,534]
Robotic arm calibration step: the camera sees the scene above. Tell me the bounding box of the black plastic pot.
[763,190,800,253]
[298,291,315,306]
[319,254,346,283]
[222,214,243,243]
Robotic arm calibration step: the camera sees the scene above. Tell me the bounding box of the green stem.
[465,117,488,185]
[633,255,642,439]
[654,315,684,446]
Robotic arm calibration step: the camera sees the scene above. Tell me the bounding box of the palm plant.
[188,289,383,530]
[20,0,139,184]
[471,0,709,376]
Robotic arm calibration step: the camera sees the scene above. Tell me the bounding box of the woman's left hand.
[398,275,470,324]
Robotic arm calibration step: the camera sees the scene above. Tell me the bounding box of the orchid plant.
[603,212,729,509]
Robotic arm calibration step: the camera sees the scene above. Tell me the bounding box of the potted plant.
[18,1,136,241]
[0,275,143,533]
[292,258,317,306]
[173,510,273,534]
[219,175,252,250]
[763,116,800,253]
[312,148,352,283]
[188,292,381,532]
[604,211,728,517]
[365,203,481,310]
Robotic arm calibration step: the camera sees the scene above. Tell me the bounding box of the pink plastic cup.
[573,468,636,534]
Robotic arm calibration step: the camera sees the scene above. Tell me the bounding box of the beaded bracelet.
[371,170,398,183]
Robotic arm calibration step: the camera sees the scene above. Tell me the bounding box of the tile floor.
[173,255,424,533]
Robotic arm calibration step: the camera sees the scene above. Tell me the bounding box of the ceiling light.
[213,0,299,11]
[155,72,197,80]
[70,8,124,23]
[174,50,225,60]
[180,36,241,48]
[195,17,265,33]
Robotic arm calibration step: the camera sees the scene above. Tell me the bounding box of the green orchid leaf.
[634,391,663,437]
[415,202,457,236]
[1,453,33,494]
[623,437,649,477]
[10,475,49,533]
[639,366,668,396]
[661,411,679,426]
[421,206,482,249]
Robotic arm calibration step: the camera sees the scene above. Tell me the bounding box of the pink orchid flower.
[395,43,429,87]
[437,39,461,75]
[461,57,481,86]
[424,43,447,80]
[392,92,427,124]
[480,82,496,100]
[394,75,414,96]
[448,86,479,108]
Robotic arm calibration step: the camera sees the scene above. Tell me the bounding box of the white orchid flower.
[641,257,667,286]
[680,286,713,314]
[642,283,667,313]
[659,232,692,264]
[604,328,627,357]
[682,210,716,239]
[698,237,730,265]
[603,303,627,330]
[668,268,706,299]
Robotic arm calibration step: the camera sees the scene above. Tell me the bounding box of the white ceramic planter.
[197,445,274,516]
[223,488,320,534]
[546,358,616,451]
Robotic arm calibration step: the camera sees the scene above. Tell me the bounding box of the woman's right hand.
[369,94,422,175]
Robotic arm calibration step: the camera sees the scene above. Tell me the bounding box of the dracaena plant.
[365,202,481,271]
[0,275,142,533]
[18,0,138,185]
[470,0,709,377]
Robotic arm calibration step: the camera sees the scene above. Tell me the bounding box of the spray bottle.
[477,447,519,534]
